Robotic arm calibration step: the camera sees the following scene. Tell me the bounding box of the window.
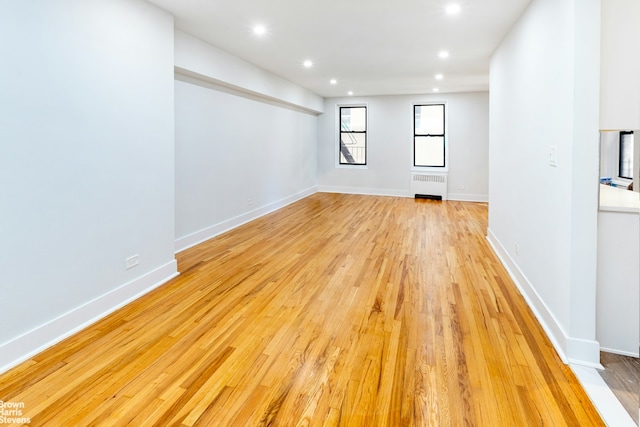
[339,106,367,165]
[619,131,634,180]
[414,104,445,167]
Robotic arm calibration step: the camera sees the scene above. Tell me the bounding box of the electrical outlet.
[514,242,520,256]
[458,184,465,190]
[125,254,139,269]
[548,146,558,167]
[247,198,253,206]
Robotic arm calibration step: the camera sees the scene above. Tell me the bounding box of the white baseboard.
[175,186,318,253]
[317,186,488,203]
[599,347,640,358]
[0,260,179,374]
[447,193,489,203]
[317,185,411,198]
[486,228,602,368]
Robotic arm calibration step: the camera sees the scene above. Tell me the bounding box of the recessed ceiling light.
[446,4,461,15]
[330,79,337,85]
[433,88,440,92]
[348,91,353,96]
[435,74,444,80]
[438,51,450,59]
[303,60,313,68]
[253,25,266,36]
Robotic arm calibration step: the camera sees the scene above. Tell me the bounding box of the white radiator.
[411,173,448,200]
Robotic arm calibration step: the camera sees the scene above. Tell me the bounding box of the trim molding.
[599,347,640,358]
[318,185,411,198]
[175,186,318,253]
[317,186,488,202]
[0,260,179,374]
[486,228,602,368]
[447,193,489,203]
[175,71,321,116]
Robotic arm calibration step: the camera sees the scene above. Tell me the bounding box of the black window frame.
[619,130,634,180]
[413,103,446,168]
[339,106,367,166]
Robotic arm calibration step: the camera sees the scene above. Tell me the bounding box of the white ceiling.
[148,0,532,97]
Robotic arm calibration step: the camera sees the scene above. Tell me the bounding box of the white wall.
[0,0,177,371]
[174,36,320,252]
[597,210,640,356]
[600,0,640,130]
[317,93,489,201]
[600,131,620,179]
[174,31,323,114]
[488,0,601,366]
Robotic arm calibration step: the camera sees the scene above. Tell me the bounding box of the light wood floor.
[0,193,604,426]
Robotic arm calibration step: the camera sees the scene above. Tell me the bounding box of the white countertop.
[599,184,640,213]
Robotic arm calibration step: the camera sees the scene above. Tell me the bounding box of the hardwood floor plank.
[599,351,640,423]
[0,194,605,426]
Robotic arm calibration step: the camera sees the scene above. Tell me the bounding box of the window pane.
[341,107,366,132]
[620,132,634,179]
[340,133,366,164]
[415,105,444,134]
[415,136,444,167]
